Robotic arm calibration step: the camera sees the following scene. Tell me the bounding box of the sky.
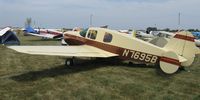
[0,0,199,29]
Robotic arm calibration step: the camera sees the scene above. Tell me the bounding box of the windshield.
[79,28,88,37]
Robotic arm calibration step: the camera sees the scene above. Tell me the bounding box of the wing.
[8,45,118,58]
[26,32,55,38]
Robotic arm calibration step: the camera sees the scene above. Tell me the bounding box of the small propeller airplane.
[8,27,200,74]
[23,26,63,39]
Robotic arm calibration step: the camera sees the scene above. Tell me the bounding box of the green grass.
[0,33,200,100]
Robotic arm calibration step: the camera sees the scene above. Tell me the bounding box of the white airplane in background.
[8,27,200,74]
[23,26,63,39]
[136,31,174,39]
[136,31,200,47]
[136,31,154,41]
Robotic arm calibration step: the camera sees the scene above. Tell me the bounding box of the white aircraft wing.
[8,45,118,58]
[159,31,175,36]
[47,29,62,33]
[0,27,11,36]
[26,32,55,38]
[137,31,154,38]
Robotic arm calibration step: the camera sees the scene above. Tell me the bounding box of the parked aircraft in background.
[136,31,200,47]
[8,27,200,74]
[192,32,200,39]
[136,31,174,39]
[150,31,174,38]
[136,31,154,41]
[23,26,63,39]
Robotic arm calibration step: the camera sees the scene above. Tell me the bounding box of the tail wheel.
[159,51,180,74]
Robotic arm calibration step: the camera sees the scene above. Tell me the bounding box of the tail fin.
[24,26,37,33]
[164,31,196,66]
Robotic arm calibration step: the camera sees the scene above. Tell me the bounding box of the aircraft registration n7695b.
[8,27,200,74]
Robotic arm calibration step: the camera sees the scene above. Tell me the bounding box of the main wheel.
[65,59,74,67]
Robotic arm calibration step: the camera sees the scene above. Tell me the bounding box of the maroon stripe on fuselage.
[64,34,86,45]
[64,33,122,54]
[174,34,195,42]
[160,57,180,66]
[64,33,160,64]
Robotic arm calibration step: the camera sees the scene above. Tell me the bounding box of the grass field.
[0,33,200,100]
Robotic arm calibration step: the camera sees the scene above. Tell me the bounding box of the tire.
[65,59,74,67]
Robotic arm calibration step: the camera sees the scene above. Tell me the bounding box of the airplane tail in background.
[24,26,37,33]
[164,31,198,67]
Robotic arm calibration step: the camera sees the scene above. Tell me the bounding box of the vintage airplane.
[23,26,63,39]
[8,27,200,74]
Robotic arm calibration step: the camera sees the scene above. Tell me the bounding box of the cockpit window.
[87,30,97,40]
[103,32,113,43]
[79,28,88,37]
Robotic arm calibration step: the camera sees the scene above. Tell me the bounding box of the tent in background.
[0,27,20,45]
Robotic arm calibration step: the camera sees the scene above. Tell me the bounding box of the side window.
[87,30,97,40]
[79,28,88,37]
[103,32,113,43]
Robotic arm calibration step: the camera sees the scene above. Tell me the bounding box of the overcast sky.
[0,0,199,29]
